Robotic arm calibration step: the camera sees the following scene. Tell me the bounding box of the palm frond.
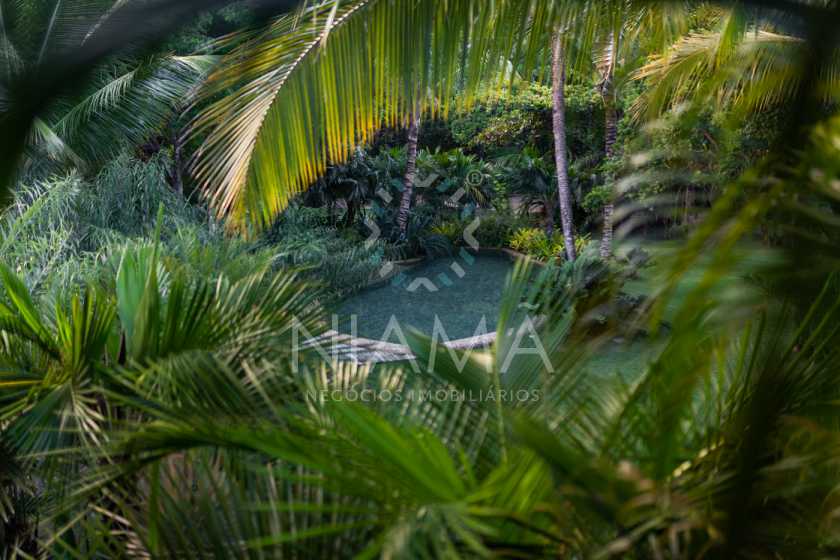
[631,27,817,119]
[191,0,574,230]
[49,54,217,163]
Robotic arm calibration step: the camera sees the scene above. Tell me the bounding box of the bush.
[266,205,331,242]
[431,219,464,245]
[0,176,81,291]
[430,212,527,249]
[0,152,278,300]
[509,227,590,262]
[77,152,203,248]
[474,212,528,247]
[416,147,499,214]
[448,83,603,161]
[270,211,387,299]
[581,184,611,215]
[536,245,648,336]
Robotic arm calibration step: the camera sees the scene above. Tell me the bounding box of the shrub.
[359,202,451,260]
[0,176,81,291]
[474,212,528,247]
[581,184,612,215]
[0,152,277,300]
[430,212,526,249]
[76,152,203,248]
[271,214,387,299]
[508,227,590,262]
[535,245,648,337]
[431,219,464,245]
[272,205,330,230]
[448,83,603,161]
[416,147,498,214]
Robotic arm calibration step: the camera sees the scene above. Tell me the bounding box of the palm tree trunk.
[396,111,420,238]
[599,78,618,259]
[551,32,576,262]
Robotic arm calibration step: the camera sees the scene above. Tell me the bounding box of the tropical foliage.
[508,227,590,262]
[2,0,840,558]
[190,0,681,230]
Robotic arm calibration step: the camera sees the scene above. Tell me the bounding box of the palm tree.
[0,0,241,201]
[190,0,595,231]
[396,111,420,236]
[597,31,619,259]
[585,2,689,258]
[551,31,577,261]
[631,10,840,120]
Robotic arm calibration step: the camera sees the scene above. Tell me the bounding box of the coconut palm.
[582,1,690,258]
[396,111,421,236]
[631,6,840,121]
[551,31,577,261]
[0,0,252,198]
[190,0,606,231]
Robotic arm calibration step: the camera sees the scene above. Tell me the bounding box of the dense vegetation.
[2,0,840,558]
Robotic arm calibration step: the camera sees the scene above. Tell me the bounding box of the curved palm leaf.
[191,0,694,232]
[46,54,217,164]
[0,0,264,203]
[191,0,576,230]
[631,26,837,119]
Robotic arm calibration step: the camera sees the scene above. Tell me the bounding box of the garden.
[2,1,840,558]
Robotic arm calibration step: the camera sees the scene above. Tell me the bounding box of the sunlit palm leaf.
[631,27,832,119]
[191,0,577,230]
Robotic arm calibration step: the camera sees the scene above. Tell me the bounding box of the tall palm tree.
[551,31,577,261]
[396,111,420,236]
[585,2,689,258]
[598,32,619,258]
